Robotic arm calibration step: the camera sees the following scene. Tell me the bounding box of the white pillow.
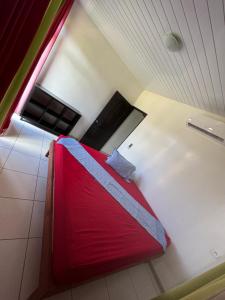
[106,149,135,181]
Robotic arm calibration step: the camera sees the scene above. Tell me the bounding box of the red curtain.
[0,0,51,102]
[0,0,74,132]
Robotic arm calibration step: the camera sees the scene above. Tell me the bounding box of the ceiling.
[80,0,225,116]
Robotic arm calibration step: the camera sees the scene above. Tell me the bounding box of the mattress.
[53,139,170,284]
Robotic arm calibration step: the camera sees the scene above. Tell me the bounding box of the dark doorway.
[80,91,134,150]
[101,107,146,154]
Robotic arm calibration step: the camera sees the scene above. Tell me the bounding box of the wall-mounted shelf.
[21,85,81,136]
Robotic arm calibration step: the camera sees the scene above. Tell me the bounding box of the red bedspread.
[53,139,170,284]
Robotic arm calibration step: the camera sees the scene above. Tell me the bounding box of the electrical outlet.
[210,248,222,259]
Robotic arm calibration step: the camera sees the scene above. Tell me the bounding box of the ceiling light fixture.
[163,33,182,52]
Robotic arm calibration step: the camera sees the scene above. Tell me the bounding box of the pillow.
[106,149,136,181]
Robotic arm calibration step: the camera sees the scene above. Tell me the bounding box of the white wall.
[118,91,225,290]
[37,1,143,139]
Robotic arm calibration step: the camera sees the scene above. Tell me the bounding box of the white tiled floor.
[0,114,161,300]
[29,201,45,238]
[0,147,10,168]
[0,197,33,239]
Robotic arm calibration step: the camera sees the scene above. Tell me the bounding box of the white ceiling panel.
[80,0,225,116]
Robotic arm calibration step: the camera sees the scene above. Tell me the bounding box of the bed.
[29,137,170,299]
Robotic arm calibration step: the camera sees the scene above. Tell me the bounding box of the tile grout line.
[3,167,39,177]
[127,268,141,300]
[5,145,44,159]
[0,237,41,241]
[1,168,38,177]
[18,132,45,300]
[2,124,46,174]
[0,121,25,171]
[1,168,45,177]
[104,277,111,300]
[0,119,46,174]
[3,167,42,177]
[148,261,165,294]
[0,195,45,202]
[0,121,48,200]
[5,116,48,160]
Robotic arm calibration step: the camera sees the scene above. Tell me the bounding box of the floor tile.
[150,251,184,291]
[45,291,72,300]
[72,278,109,300]
[0,197,33,239]
[0,135,15,149]
[44,132,57,140]
[18,132,43,145]
[13,139,43,158]
[18,131,43,145]
[128,263,160,300]
[41,150,49,161]
[35,177,47,202]
[14,124,43,157]
[17,133,43,146]
[0,169,37,200]
[0,146,10,168]
[29,201,45,238]
[4,150,40,175]
[11,113,24,125]
[5,123,21,137]
[38,159,48,178]
[5,116,23,137]
[106,270,138,300]
[42,137,52,150]
[19,121,45,137]
[41,138,52,159]
[19,238,42,300]
[0,239,27,300]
